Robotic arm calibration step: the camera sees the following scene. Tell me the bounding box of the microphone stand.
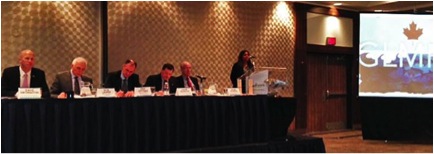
[238,57,256,93]
[196,76,207,83]
[196,75,207,94]
[238,68,253,80]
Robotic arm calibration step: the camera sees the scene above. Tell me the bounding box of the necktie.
[187,77,194,90]
[121,79,128,92]
[74,77,80,95]
[22,73,29,88]
[163,80,169,91]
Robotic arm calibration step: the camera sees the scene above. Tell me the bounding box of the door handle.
[325,89,347,100]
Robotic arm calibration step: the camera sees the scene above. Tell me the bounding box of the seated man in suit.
[175,61,200,93]
[143,63,177,95]
[1,49,50,98]
[50,57,93,98]
[103,59,141,97]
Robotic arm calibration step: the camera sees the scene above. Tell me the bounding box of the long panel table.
[2,96,296,153]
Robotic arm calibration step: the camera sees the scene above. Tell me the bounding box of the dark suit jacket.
[50,71,93,98]
[230,62,244,88]
[230,62,253,93]
[174,75,200,91]
[143,73,176,93]
[1,66,50,98]
[103,70,142,92]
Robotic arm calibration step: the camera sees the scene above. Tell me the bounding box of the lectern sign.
[249,70,269,95]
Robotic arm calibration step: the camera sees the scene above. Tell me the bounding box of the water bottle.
[198,82,204,96]
[163,81,169,96]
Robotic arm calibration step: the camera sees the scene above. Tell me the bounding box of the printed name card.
[175,88,193,96]
[96,88,117,98]
[16,88,41,99]
[134,87,153,97]
[226,88,241,96]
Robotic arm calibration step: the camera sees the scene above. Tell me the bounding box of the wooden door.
[306,53,349,132]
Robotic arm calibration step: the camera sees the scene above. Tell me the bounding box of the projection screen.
[359,13,433,98]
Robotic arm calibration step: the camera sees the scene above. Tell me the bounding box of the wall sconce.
[326,37,336,46]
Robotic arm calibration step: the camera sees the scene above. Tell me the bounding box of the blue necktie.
[74,77,80,95]
[121,79,128,92]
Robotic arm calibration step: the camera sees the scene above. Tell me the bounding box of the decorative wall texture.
[1,2,102,87]
[1,1,295,96]
[108,1,295,96]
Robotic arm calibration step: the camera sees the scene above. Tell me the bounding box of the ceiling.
[296,1,433,13]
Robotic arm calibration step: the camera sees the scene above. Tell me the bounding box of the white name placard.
[16,88,41,99]
[175,88,193,96]
[134,87,153,97]
[226,88,241,96]
[96,88,117,98]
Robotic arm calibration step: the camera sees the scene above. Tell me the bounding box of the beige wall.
[307,12,353,47]
[1,1,102,87]
[108,1,295,96]
[2,1,295,96]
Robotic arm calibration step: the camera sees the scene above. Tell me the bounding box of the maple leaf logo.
[403,21,423,40]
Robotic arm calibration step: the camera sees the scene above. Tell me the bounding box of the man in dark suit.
[174,61,200,92]
[103,59,142,97]
[1,49,50,98]
[50,57,93,98]
[144,63,177,95]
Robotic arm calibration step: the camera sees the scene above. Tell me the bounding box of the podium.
[243,67,289,97]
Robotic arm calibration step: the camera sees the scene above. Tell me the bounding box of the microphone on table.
[196,75,207,84]
[196,75,207,80]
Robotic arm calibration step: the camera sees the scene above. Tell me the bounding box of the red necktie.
[187,77,194,90]
[22,73,29,88]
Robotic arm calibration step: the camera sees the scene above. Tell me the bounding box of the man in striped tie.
[50,57,93,98]
[174,61,200,93]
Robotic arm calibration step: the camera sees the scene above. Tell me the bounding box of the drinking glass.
[150,87,156,93]
[83,82,91,88]
[82,82,94,96]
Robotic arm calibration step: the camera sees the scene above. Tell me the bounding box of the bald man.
[1,49,50,98]
[50,57,93,98]
[174,61,200,91]
[103,59,142,97]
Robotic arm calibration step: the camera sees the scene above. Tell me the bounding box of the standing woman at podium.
[230,50,255,93]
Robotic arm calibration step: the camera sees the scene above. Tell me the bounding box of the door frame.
[293,3,360,132]
[295,44,359,132]
[305,52,353,132]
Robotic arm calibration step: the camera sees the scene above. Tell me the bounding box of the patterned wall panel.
[1,2,102,87]
[108,1,295,96]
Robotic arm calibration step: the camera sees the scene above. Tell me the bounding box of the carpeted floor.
[304,130,433,153]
